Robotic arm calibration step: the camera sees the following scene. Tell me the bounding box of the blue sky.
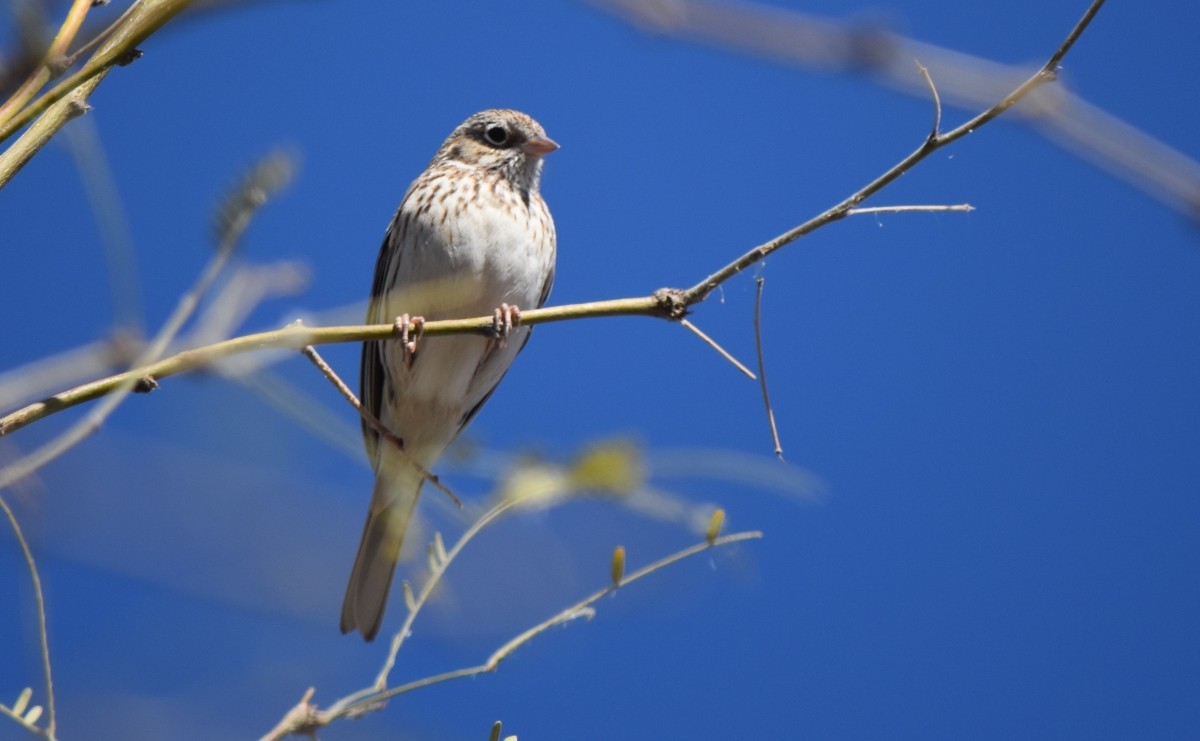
[2,1,1199,738]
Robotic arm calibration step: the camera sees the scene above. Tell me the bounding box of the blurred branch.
[0,0,94,127]
[588,0,1200,218]
[1,1,1102,451]
[261,500,762,739]
[0,151,294,491]
[0,0,197,188]
[61,117,145,336]
[0,337,138,414]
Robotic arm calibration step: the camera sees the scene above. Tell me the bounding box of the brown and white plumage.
[342,109,558,641]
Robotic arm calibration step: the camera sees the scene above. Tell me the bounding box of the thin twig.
[316,494,569,720]
[60,1,145,68]
[235,369,363,460]
[61,117,145,336]
[679,319,756,380]
[680,0,1107,304]
[914,59,942,140]
[753,278,783,460]
[485,530,761,669]
[370,497,525,692]
[0,493,55,739]
[0,703,41,734]
[846,204,974,215]
[323,531,763,727]
[594,1,1200,216]
[258,687,316,741]
[300,342,462,508]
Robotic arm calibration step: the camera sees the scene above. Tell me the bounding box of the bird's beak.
[522,136,559,158]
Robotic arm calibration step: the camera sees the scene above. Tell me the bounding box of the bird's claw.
[491,304,521,347]
[393,314,426,367]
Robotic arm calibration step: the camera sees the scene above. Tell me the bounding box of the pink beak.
[522,136,559,158]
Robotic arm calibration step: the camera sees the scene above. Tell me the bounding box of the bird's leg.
[490,303,521,348]
[392,313,426,367]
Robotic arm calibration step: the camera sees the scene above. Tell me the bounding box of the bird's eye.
[483,125,509,146]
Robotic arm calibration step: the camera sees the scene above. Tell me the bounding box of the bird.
[342,109,558,641]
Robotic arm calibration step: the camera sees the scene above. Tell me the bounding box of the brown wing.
[359,212,404,469]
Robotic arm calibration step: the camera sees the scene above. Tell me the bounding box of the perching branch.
[0,0,1106,447]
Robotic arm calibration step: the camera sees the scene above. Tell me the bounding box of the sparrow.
[342,109,558,640]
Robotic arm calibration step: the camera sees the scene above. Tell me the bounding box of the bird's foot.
[491,304,521,347]
[392,314,426,367]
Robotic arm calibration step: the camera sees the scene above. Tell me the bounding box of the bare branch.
[846,204,974,216]
[914,59,941,141]
[680,0,1107,305]
[0,494,55,738]
[300,342,462,508]
[679,319,757,380]
[310,531,763,734]
[753,278,783,460]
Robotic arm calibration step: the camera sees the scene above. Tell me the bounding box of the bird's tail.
[341,454,424,641]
